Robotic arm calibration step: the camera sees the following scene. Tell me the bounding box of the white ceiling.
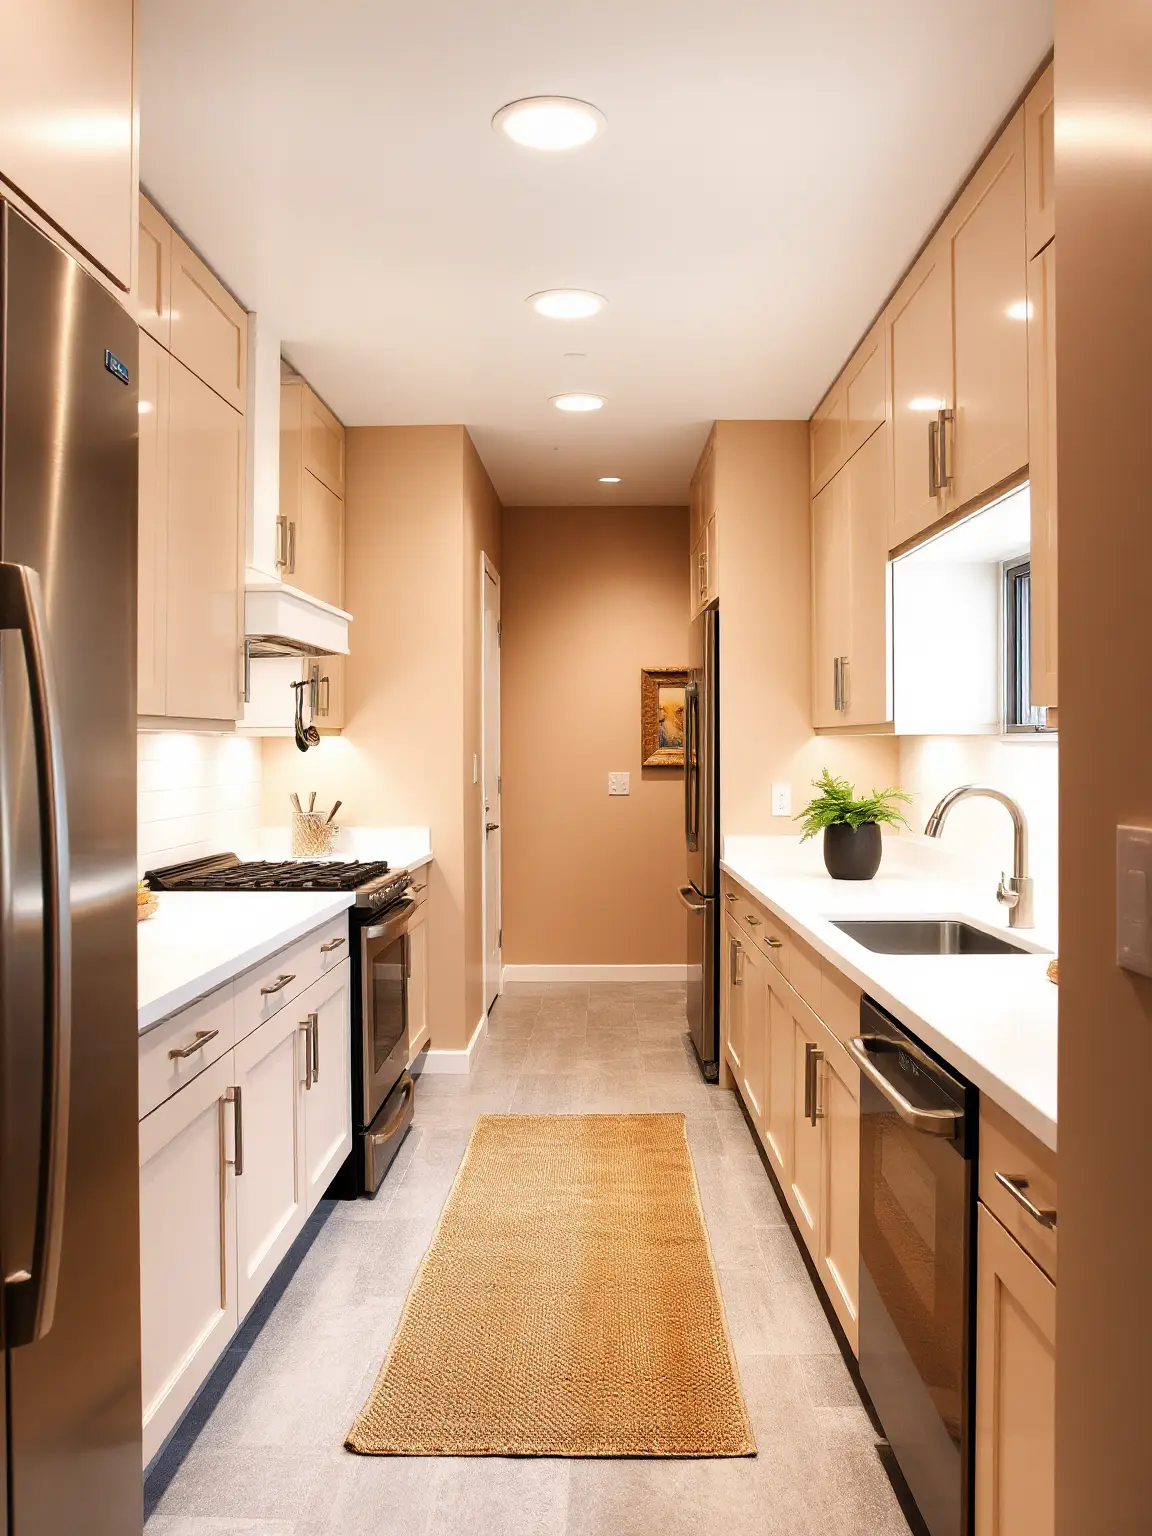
[139,0,1052,506]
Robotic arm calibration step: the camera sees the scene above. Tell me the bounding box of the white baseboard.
[501,964,688,984]
[422,1012,488,1075]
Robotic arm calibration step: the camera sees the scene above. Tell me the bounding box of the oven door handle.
[848,1036,963,1137]
[363,898,415,943]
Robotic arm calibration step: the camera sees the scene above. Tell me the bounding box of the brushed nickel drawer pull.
[724,892,738,902]
[745,915,761,927]
[320,936,346,953]
[168,1028,219,1060]
[994,1171,1057,1230]
[764,936,783,949]
[260,973,296,996]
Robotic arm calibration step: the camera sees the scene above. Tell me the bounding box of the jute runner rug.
[345,1112,755,1457]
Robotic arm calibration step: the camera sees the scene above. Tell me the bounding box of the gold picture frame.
[641,667,688,768]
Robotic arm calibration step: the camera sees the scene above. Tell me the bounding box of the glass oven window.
[372,933,407,1075]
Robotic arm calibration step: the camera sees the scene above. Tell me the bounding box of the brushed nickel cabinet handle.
[275,514,288,568]
[309,1012,319,1084]
[994,1171,1057,1230]
[168,1028,220,1061]
[764,936,783,949]
[745,914,761,927]
[937,407,953,488]
[286,519,297,575]
[730,939,743,987]
[320,936,346,953]
[225,1086,243,1176]
[260,973,296,996]
[299,1021,313,1090]
[928,418,940,496]
[724,892,738,902]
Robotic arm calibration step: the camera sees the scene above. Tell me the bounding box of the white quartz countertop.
[720,836,1058,1150]
[138,829,435,1032]
[138,892,356,1033]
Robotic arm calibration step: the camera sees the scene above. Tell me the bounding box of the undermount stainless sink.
[830,918,1047,957]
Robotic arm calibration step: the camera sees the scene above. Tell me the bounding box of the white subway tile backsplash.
[137,733,263,875]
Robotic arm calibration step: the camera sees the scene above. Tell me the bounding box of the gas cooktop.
[143,853,409,909]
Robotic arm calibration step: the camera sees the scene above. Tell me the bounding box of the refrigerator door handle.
[684,677,699,851]
[0,562,72,1346]
[677,884,708,914]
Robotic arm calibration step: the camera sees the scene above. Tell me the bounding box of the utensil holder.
[291,811,338,858]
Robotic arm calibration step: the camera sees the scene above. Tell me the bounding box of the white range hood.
[244,569,351,659]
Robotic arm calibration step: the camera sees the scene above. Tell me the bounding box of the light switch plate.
[1117,825,1152,977]
[771,782,792,817]
[608,772,630,796]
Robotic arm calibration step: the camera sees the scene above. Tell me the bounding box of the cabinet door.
[1028,240,1058,709]
[139,1052,237,1464]
[843,324,887,459]
[309,654,346,732]
[818,1041,860,1353]
[137,334,170,716]
[948,111,1029,510]
[739,944,769,1129]
[138,196,172,347]
[887,239,953,549]
[811,470,849,727]
[810,378,846,494]
[0,0,136,288]
[689,531,705,618]
[407,902,430,1062]
[294,470,344,609]
[1025,64,1055,259]
[975,1204,1056,1536]
[165,357,244,721]
[789,1002,823,1255]
[763,967,795,1185]
[170,233,248,412]
[843,426,892,728]
[302,387,345,497]
[704,514,718,605]
[723,919,747,1082]
[233,1004,308,1319]
[299,962,352,1213]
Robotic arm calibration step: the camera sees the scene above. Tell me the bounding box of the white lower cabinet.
[139,950,352,1463]
[139,1053,238,1465]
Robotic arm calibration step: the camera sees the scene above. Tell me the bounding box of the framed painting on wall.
[641,667,688,768]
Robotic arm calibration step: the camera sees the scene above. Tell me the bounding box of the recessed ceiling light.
[599,476,622,483]
[492,96,606,151]
[551,393,605,412]
[528,289,606,320]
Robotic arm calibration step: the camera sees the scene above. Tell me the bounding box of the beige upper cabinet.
[137,196,172,347]
[164,357,244,721]
[0,0,137,289]
[975,1204,1056,1536]
[887,238,954,548]
[810,383,846,497]
[137,334,170,715]
[811,321,887,495]
[946,110,1029,511]
[1025,63,1056,259]
[280,377,347,609]
[1028,240,1058,708]
[170,233,248,412]
[689,432,718,615]
[812,426,891,731]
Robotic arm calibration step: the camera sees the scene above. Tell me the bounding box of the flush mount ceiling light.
[599,476,622,483]
[551,393,605,412]
[528,289,606,320]
[493,96,606,151]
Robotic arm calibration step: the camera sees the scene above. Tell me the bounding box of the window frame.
[1003,557,1053,734]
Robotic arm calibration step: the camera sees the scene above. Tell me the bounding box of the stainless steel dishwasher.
[848,998,978,1536]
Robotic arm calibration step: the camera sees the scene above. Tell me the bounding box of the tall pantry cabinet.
[136,195,248,724]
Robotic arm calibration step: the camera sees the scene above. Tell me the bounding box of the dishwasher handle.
[848,1036,963,1137]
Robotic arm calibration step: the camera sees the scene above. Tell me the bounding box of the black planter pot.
[823,822,883,881]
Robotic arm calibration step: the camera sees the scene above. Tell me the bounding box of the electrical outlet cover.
[771,782,792,817]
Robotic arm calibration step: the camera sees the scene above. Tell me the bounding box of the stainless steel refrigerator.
[0,205,142,1533]
[681,603,718,1079]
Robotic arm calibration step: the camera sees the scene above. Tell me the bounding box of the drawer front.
[233,914,351,1044]
[139,984,236,1120]
[723,884,790,977]
[979,1098,1058,1281]
[820,959,862,1048]
[789,930,823,1014]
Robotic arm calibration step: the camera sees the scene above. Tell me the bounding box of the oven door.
[359,898,414,1126]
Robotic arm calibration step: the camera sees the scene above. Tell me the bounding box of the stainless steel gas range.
[144,853,418,1196]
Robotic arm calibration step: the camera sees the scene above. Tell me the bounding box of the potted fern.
[796,771,911,880]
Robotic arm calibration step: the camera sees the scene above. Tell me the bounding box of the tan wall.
[262,424,495,1052]
[714,420,899,837]
[501,505,690,964]
[462,434,503,1030]
[1054,5,1152,1530]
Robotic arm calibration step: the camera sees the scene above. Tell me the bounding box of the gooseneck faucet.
[924,784,1034,929]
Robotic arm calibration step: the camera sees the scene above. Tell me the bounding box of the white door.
[139,1053,238,1465]
[233,1005,309,1319]
[482,555,502,1012]
[299,962,353,1212]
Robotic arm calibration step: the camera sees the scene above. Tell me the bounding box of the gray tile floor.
[145,982,913,1536]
